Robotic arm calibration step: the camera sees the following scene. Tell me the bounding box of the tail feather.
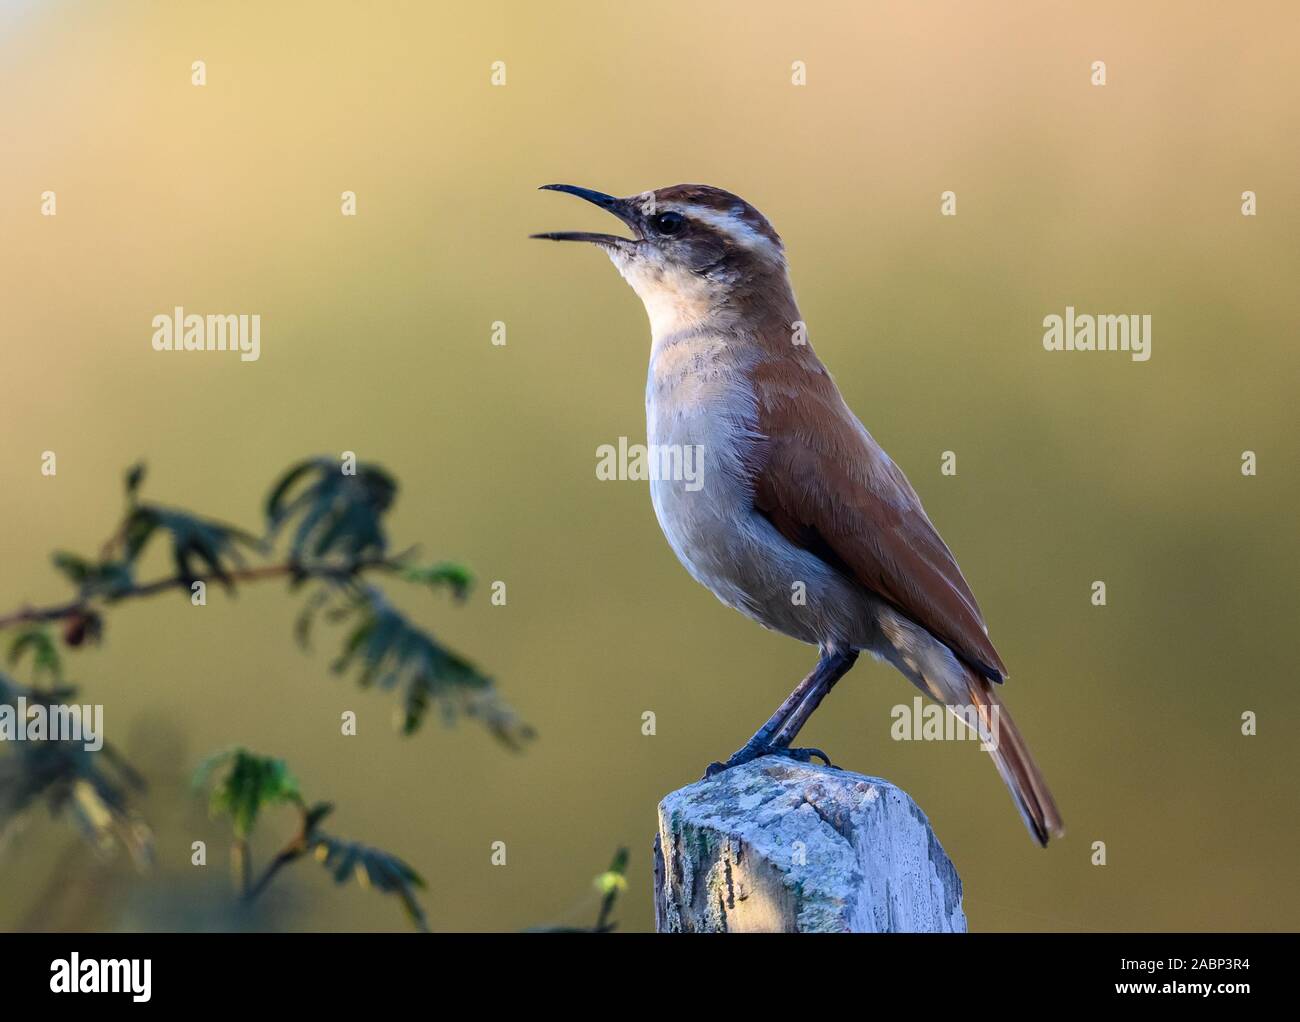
[962,672,1065,847]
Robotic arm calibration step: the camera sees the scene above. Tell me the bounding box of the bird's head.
[532,183,792,337]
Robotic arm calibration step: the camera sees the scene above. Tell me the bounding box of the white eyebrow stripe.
[667,203,783,258]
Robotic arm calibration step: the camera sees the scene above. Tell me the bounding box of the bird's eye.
[651,211,685,236]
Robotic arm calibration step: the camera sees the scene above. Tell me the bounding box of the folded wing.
[750,358,1008,682]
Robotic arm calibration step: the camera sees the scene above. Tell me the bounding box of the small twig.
[97,514,131,563]
[0,557,401,631]
[232,837,251,900]
[245,844,306,903]
[243,802,312,904]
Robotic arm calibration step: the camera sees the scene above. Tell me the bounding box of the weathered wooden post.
[653,758,966,932]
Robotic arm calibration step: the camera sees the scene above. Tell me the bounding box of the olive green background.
[2,1,1297,932]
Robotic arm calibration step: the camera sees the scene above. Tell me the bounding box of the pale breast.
[644,335,871,647]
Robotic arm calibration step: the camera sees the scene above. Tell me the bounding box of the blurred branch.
[0,556,401,630]
[196,749,428,930]
[0,458,531,745]
[0,671,153,866]
[3,455,529,928]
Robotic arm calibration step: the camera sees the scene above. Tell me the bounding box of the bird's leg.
[771,648,859,756]
[701,662,823,779]
[702,648,858,779]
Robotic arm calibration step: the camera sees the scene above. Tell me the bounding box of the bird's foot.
[776,746,835,768]
[701,743,835,781]
[701,761,728,780]
[701,741,766,781]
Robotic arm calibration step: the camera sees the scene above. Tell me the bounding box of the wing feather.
[750,359,1008,681]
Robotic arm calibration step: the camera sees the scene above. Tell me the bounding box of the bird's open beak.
[530,184,641,251]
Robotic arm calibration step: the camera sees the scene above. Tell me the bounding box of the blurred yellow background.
[1,0,1297,931]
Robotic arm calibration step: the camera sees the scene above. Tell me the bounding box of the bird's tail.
[961,671,1065,847]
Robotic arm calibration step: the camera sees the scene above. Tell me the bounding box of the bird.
[533,183,1064,846]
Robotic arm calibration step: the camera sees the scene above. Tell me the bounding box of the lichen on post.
[653,758,966,933]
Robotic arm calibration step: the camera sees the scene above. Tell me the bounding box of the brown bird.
[534,183,1064,846]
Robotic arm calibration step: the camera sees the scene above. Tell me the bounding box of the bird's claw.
[700,744,835,781]
[778,746,835,768]
[702,760,729,780]
[700,745,762,781]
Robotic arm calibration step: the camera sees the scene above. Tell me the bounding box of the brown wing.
[750,358,1008,681]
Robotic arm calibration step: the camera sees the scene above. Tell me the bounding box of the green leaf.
[51,551,134,601]
[51,551,92,584]
[7,627,62,683]
[124,505,257,589]
[124,462,146,501]
[193,747,302,840]
[324,586,532,746]
[399,561,474,602]
[310,833,428,931]
[292,587,333,650]
[265,457,397,564]
[303,801,335,833]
